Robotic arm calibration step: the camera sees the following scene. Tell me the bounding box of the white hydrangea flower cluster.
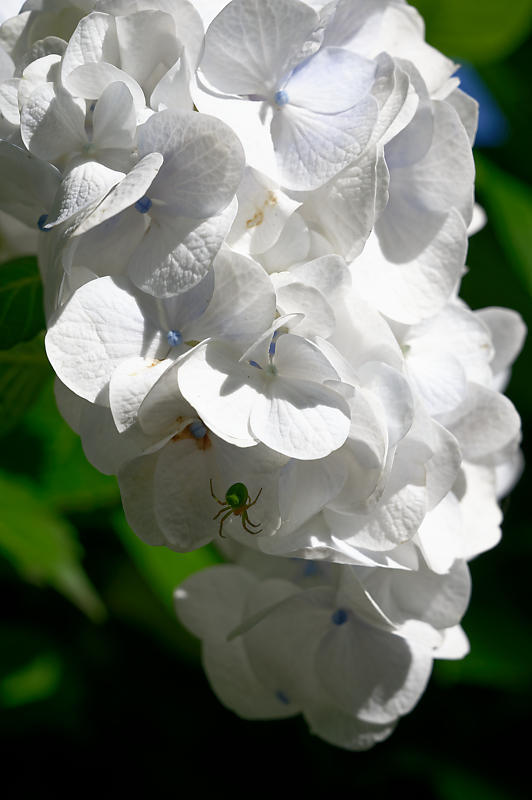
[0,0,526,750]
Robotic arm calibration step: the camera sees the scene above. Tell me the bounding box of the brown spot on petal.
[246,209,264,229]
[245,192,279,229]
[198,432,211,451]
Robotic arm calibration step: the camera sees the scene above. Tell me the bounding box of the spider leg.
[210,478,225,505]
[242,520,263,535]
[242,510,262,535]
[218,509,233,538]
[213,505,230,520]
[247,487,263,508]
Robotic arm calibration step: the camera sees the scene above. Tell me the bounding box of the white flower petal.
[150,55,192,112]
[186,249,276,346]
[92,80,137,150]
[177,340,261,448]
[79,395,158,475]
[315,622,432,725]
[65,62,146,109]
[275,280,335,339]
[44,160,124,229]
[271,96,378,190]
[69,206,148,277]
[379,5,456,96]
[379,102,475,262]
[243,584,332,705]
[289,254,352,302]
[416,493,463,574]
[357,361,414,447]
[278,456,348,534]
[302,145,382,261]
[407,350,467,419]
[259,210,310,271]
[176,564,256,641]
[227,166,300,256]
[325,458,426,552]
[457,463,502,559]
[21,83,87,162]
[138,361,195,437]
[118,451,167,544]
[0,40,14,80]
[137,109,244,218]
[153,433,281,549]
[127,200,236,297]
[251,376,350,460]
[0,140,60,226]
[274,333,340,383]
[476,307,526,378]
[451,383,521,462]
[45,275,164,402]
[304,705,395,751]
[352,212,467,324]
[115,10,180,95]
[433,625,470,660]
[62,12,120,84]
[0,77,19,125]
[423,419,462,510]
[369,556,472,631]
[109,355,172,432]
[72,153,163,236]
[203,635,299,719]
[201,0,319,95]
[152,438,220,550]
[287,47,375,113]
[97,0,204,69]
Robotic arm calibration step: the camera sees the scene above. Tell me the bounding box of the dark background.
[0,2,531,796]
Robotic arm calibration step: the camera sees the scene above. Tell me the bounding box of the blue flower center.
[189,420,207,440]
[167,329,182,347]
[303,561,319,578]
[269,329,280,357]
[331,608,348,626]
[274,89,289,107]
[135,195,152,214]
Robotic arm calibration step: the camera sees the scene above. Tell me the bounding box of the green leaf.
[396,752,515,800]
[0,256,45,350]
[474,154,532,298]
[0,331,51,436]
[434,614,531,693]
[114,510,222,614]
[0,471,106,621]
[20,380,119,512]
[435,768,514,800]
[0,651,63,709]
[411,0,532,63]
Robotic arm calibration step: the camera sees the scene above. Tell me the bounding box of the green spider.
[210,479,263,537]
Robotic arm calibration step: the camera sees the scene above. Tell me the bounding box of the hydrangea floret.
[0,0,525,750]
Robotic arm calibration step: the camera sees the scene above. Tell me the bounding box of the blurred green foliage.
[114,510,222,616]
[475,155,532,298]
[0,256,45,348]
[0,1,531,796]
[0,331,50,434]
[413,0,532,62]
[0,469,105,620]
[0,651,63,709]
